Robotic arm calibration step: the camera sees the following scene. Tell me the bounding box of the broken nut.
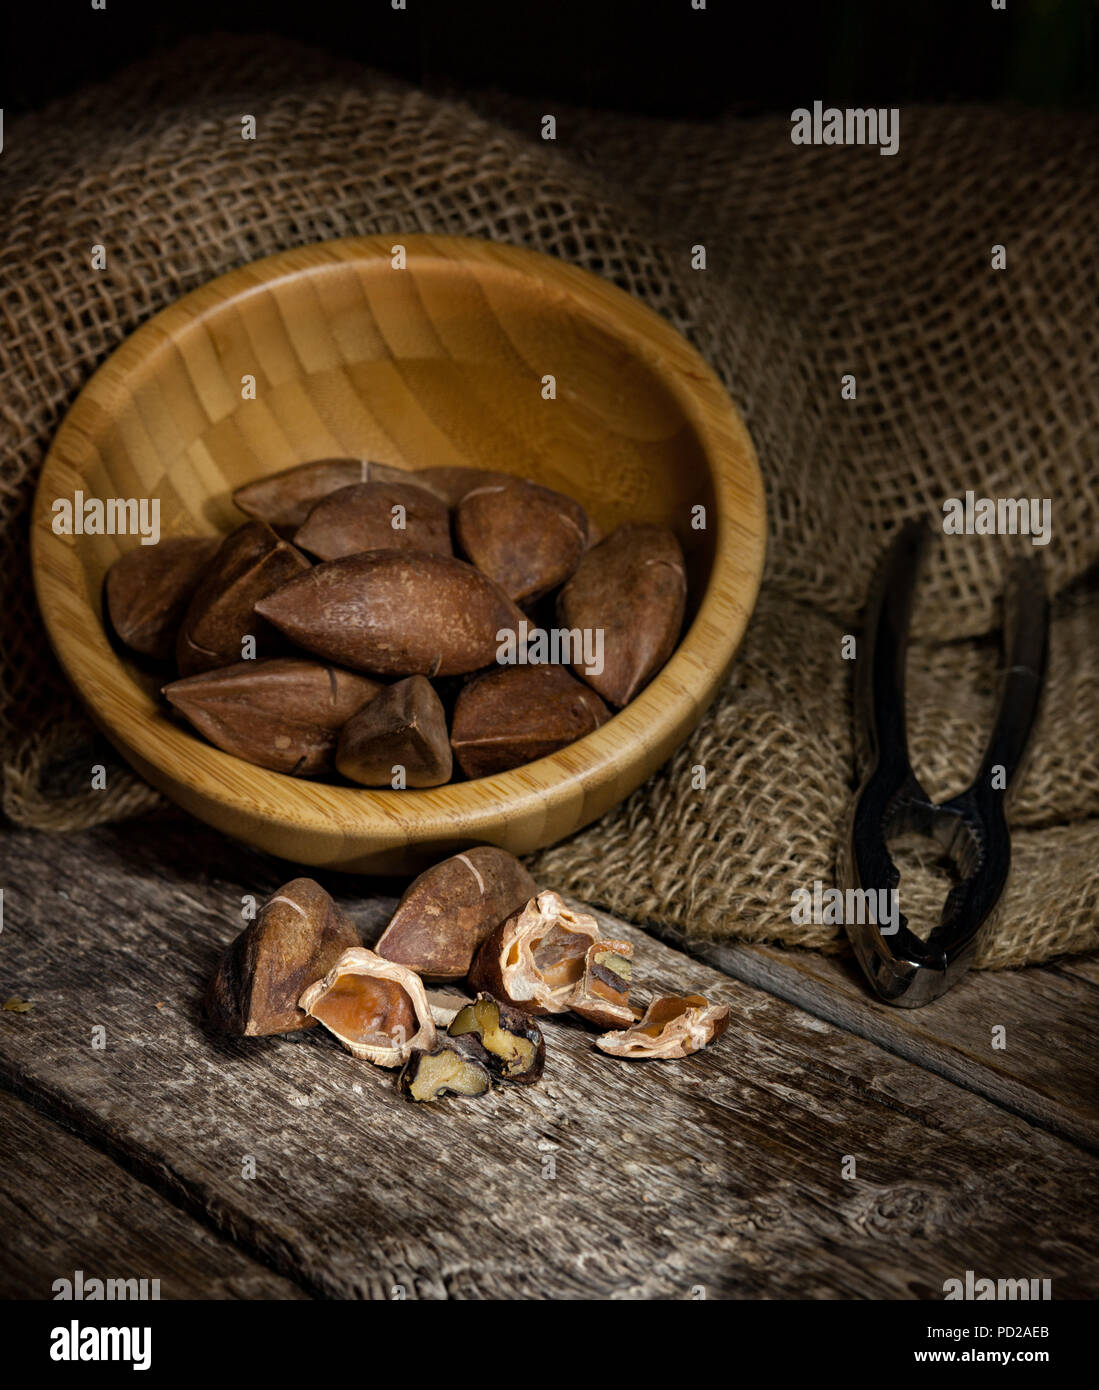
[397,1045,491,1102]
[375,847,536,980]
[595,993,730,1060]
[567,939,637,1030]
[205,878,361,1036]
[448,993,545,1085]
[467,890,602,1015]
[298,947,436,1067]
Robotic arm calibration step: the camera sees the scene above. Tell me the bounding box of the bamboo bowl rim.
[32,235,766,861]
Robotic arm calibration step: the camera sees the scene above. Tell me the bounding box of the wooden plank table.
[1,816,1096,1299]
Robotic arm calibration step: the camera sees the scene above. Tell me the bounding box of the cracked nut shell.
[105,536,221,661]
[335,675,452,787]
[455,478,588,602]
[294,481,452,561]
[467,890,602,1015]
[556,523,687,706]
[164,658,382,775]
[176,521,311,675]
[254,550,524,677]
[396,1045,491,1102]
[298,947,436,1066]
[567,939,637,1030]
[450,664,610,779]
[595,993,730,1060]
[448,992,545,1084]
[205,878,362,1036]
[375,847,536,980]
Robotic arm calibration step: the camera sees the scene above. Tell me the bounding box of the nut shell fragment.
[294,482,452,561]
[205,878,362,1036]
[105,536,220,661]
[567,940,637,1030]
[298,947,436,1067]
[468,890,602,1015]
[595,993,730,1060]
[375,847,536,980]
[164,658,382,775]
[397,1045,491,1102]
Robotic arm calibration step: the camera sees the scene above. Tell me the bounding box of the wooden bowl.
[32,236,765,873]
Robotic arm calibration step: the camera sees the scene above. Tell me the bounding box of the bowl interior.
[71,256,717,616]
[34,236,764,870]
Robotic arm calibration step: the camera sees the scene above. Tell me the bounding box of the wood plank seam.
[0,1071,321,1302]
[643,927,1099,1158]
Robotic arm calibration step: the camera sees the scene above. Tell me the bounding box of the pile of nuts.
[206,847,729,1102]
[105,458,688,785]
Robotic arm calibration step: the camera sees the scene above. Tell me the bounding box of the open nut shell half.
[567,939,637,1030]
[467,890,602,1015]
[298,947,436,1067]
[595,993,730,1060]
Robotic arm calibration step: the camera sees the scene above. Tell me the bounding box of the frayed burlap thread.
[2,37,1097,968]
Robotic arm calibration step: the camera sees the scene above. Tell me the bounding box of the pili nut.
[205,878,361,1036]
[556,523,687,706]
[375,847,536,980]
[456,478,589,602]
[396,1045,491,1102]
[595,993,730,1060]
[404,466,516,508]
[105,536,221,662]
[163,659,382,776]
[450,665,610,779]
[335,675,452,787]
[294,482,452,562]
[467,890,602,1015]
[567,939,638,1030]
[255,550,524,677]
[298,947,436,1067]
[176,521,311,676]
[233,459,496,533]
[448,992,545,1085]
[233,458,372,533]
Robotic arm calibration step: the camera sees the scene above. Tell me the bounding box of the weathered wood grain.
[0,1089,307,1299]
[1,819,1096,1299]
[654,932,1099,1153]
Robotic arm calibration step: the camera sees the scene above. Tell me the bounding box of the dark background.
[2,0,1096,120]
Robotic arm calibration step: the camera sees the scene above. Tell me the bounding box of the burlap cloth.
[2,37,1097,966]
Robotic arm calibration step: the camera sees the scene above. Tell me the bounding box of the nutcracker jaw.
[840,521,1049,1007]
